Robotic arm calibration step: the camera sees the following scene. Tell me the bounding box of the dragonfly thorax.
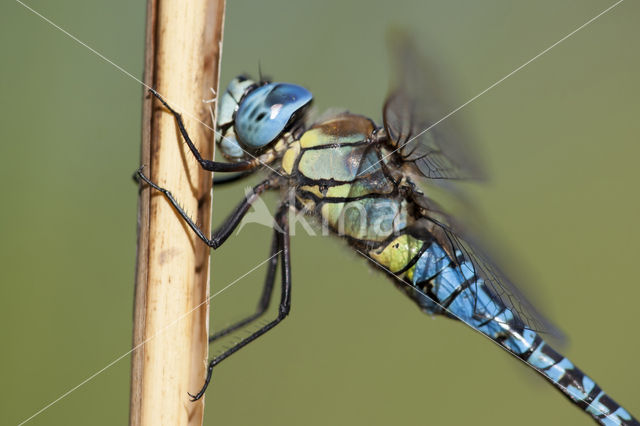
[216,75,312,162]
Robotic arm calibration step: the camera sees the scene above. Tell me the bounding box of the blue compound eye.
[235,83,312,149]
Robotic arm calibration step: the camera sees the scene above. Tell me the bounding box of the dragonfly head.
[216,75,312,161]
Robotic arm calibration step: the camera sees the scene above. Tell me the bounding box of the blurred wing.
[412,191,565,341]
[383,32,484,180]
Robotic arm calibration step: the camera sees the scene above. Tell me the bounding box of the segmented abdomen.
[370,236,638,426]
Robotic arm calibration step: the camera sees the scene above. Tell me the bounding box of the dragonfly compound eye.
[235,83,312,150]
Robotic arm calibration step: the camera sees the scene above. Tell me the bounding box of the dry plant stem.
[130,1,226,425]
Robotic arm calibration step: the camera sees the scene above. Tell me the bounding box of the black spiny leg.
[137,167,274,249]
[149,89,258,173]
[208,226,279,342]
[189,203,292,401]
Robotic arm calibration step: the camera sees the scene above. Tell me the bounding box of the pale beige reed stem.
[130,1,226,425]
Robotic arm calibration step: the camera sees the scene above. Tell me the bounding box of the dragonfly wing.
[411,191,565,341]
[383,31,484,180]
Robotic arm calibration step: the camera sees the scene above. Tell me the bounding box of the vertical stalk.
[130,1,226,425]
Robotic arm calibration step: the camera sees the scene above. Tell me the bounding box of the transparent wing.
[412,191,565,341]
[383,31,484,180]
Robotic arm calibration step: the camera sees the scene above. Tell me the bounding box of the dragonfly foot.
[188,391,204,402]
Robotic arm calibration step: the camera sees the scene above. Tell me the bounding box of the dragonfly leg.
[136,168,275,249]
[208,224,279,342]
[149,89,259,173]
[189,203,291,401]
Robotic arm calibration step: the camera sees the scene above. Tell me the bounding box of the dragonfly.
[136,34,638,425]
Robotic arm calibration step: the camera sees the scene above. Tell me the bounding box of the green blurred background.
[1,0,638,424]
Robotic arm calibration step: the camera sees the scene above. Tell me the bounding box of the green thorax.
[283,113,412,243]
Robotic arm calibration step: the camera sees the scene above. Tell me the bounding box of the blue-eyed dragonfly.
[136,34,638,425]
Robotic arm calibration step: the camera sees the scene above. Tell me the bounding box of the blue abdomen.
[409,242,638,426]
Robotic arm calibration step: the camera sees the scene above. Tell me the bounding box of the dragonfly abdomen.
[372,236,638,425]
[526,340,638,425]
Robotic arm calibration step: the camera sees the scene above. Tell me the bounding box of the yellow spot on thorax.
[281,141,300,175]
[299,185,322,198]
[325,184,351,198]
[299,129,323,148]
